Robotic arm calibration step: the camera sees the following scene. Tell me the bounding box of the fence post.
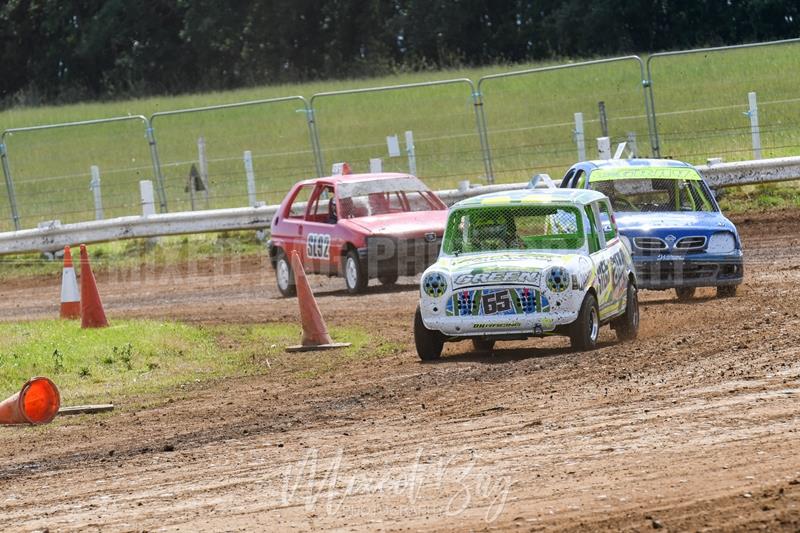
[145,124,169,213]
[643,62,661,158]
[244,150,257,207]
[597,137,612,159]
[405,130,417,176]
[140,180,156,217]
[90,165,104,220]
[626,132,638,158]
[197,137,210,208]
[598,101,609,138]
[747,91,762,160]
[0,141,20,230]
[304,104,325,178]
[470,88,495,184]
[574,112,586,161]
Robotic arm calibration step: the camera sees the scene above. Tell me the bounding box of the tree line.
[1,0,797,108]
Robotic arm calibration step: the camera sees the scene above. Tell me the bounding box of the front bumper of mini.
[419,285,584,338]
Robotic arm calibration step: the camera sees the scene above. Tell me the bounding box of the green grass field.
[0,42,798,232]
[0,319,398,407]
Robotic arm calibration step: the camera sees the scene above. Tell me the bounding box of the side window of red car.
[286,184,315,218]
[307,185,337,224]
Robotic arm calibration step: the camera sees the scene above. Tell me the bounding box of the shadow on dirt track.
[421,341,619,365]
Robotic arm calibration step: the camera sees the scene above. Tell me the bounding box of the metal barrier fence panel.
[150,96,318,210]
[1,116,153,230]
[477,56,650,184]
[0,151,12,233]
[647,38,800,164]
[310,79,487,190]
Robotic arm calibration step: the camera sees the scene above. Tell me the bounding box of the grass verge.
[0,319,401,408]
[717,183,800,214]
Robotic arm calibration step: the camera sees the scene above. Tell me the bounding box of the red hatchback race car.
[268,172,448,296]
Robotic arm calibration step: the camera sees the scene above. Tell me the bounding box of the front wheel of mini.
[343,250,368,294]
[717,285,737,298]
[675,286,696,301]
[414,306,444,361]
[614,283,639,342]
[570,293,600,351]
[275,250,296,298]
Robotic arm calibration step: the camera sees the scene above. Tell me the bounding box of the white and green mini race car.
[414,188,639,360]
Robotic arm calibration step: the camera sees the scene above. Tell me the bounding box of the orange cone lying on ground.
[0,377,60,425]
[286,250,351,352]
[79,244,108,328]
[60,245,80,319]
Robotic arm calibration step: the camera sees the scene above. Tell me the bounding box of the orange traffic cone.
[0,377,61,425]
[60,245,80,319]
[79,244,108,328]
[286,250,351,352]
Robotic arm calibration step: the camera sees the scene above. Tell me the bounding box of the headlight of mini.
[545,267,570,293]
[422,272,448,298]
[707,232,736,254]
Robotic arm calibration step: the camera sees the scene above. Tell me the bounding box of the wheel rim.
[345,257,358,288]
[277,258,290,290]
[589,306,599,342]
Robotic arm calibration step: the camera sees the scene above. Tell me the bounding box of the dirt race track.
[1,210,799,532]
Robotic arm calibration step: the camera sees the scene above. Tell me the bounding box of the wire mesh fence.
[1,39,800,232]
[1,117,154,231]
[310,79,487,190]
[150,97,317,210]
[478,57,651,184]
[647,39,800,162]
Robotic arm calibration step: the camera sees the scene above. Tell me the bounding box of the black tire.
[275,250,296,298]
[675,286,696,301]
[414,305,444,361]
[613,283,639,342]
[378,272,399,286]
[717,285,737,298]
[343,250,368,293]
[570,293,600,351]
[472,338,496,352]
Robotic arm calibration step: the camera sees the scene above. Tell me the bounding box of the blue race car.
[560,159,743,300]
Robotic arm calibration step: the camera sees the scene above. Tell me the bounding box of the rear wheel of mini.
[344,250,368,294]
[613,283,639,342]
[717,285,737,298]
[472,338,496,352]
[570,293,600,351]
[414,306,444,361]
[275,250,296,298]
[675,286,696,301]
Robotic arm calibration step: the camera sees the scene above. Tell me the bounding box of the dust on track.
[0,210,799,531]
